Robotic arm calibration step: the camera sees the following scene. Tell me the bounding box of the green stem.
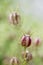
[23,59,27,65]
[23,47,28,65]
[24,46,27,51]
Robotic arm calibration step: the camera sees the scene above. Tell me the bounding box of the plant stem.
[24,46,26,51]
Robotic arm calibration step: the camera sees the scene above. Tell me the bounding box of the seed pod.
[25,52,32,61]
[10,57,19,65]
[22,50,32,61]
[21,35,31,47]
[34,37,41,46]
[9,12,20,25]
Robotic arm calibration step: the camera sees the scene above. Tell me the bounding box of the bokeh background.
[0,0,43,65]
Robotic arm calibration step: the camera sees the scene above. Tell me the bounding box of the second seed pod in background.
[9,11,20,25]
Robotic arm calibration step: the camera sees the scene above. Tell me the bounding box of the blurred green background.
[0,0,43,65]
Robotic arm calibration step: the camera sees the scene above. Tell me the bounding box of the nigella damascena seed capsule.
[21,35,31,47]
[9,12,20,25]
[25,51,32,61]
[10,57,19,65]
[34,37,41,46]
[26,52,32,61]
[22,50,32,61]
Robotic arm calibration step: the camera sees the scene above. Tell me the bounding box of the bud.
[21,35,31,47]
[9,12,20,25]
[22,50,32,61]
[10,57,19,65]
[34,37,41,46]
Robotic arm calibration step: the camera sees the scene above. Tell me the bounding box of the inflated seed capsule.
[21,35,31,47]
[22,50,32,61]
[34,37,41,46]
[9,12,20,25]
[25,52,32,61]
[10,57,19,65]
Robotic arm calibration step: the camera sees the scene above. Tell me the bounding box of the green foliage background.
[0,0,43,65]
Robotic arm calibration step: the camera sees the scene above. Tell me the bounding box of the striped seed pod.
[22,50,32,61]
[21,35,31,47]
[9,12,20,25]
[10,57,19,65]
[34,37,41,46]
